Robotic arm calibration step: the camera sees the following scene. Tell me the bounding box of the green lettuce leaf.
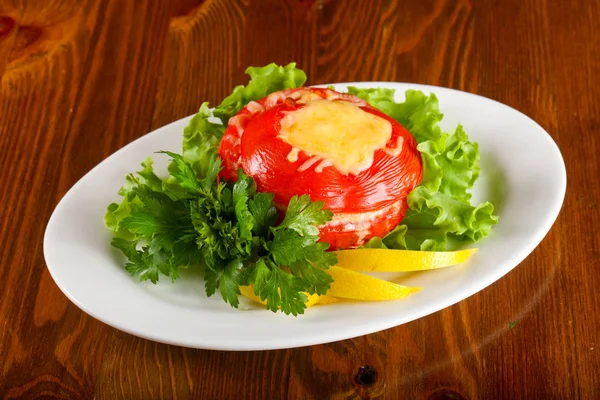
[181,103,224,177]
[349,87,499,250]
[213,62,307,122]
[182,63,307,176]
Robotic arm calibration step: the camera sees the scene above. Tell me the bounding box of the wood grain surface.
[1,0,599,398]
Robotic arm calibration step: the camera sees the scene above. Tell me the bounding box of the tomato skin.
[218,88,422,249]
[318,199,408,249]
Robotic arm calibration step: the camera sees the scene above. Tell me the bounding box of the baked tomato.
[218,87,422,250]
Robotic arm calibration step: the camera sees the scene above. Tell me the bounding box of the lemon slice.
[334,248,478,272]
[326,266,420,300]
[239,285,340,308]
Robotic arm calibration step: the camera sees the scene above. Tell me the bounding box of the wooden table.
[1,0,599,398]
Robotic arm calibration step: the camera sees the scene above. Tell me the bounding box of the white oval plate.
[44,83,566,350]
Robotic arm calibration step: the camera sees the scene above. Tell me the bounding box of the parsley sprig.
[106,151,336,315]
[105,62,335,315]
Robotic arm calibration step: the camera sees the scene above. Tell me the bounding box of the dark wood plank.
[547,1,600,399]
[0,0,178,398]
[0,3,20,77]
[0,0,599,398]
[151,0,247,130]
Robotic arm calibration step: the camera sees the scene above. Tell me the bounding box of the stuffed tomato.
[218,87,422,250]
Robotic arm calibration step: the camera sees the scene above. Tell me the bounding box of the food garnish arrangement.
[105,63,498,315]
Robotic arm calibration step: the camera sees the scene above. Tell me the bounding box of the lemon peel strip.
[326,266,421,301]
[334,248,478,272]
[239,285,340,308]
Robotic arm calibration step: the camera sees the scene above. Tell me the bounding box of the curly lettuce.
[182,63,307,176]
[349,87,499,250]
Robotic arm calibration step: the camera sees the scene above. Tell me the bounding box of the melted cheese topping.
[278,100,392,175]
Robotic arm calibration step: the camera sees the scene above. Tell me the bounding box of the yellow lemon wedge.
[239,248,477,309]
[325,266,421,300]
[239,285,340,308]
[334,248,478,272]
